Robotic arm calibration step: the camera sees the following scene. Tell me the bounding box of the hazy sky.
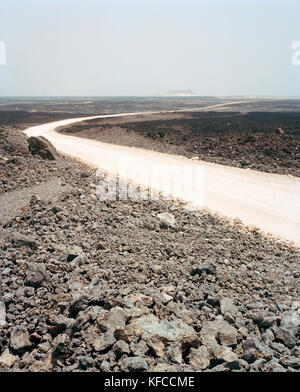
[0,0,300,96]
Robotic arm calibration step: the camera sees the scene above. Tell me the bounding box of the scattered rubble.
[0,127,299,372]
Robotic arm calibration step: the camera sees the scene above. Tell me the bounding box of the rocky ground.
[0,125,299,373]
[60,111,300,177]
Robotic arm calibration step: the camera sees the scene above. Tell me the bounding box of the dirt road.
[24,102,300,246]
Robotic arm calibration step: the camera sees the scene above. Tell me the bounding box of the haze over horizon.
[0,0,300,97]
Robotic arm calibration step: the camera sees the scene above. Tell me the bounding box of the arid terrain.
[0,98,299,372]
[59,110,300,177]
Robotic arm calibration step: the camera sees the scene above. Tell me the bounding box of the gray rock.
[263,359,287,372]
[93,334,116,353]
[206,341,239,365]
[115,314,198,345]
[106,307,127,334]
[25,262,46,288]
[157,212,176,228]
[0,349,17,368]
[52,333,70,358]
[200,319,238,346]
[262,329,275,345]
[269,341,287,354]
[153,292,173,305]
[38,341,51,354]
[243,336,274,361]
[120,356,148,372]
[78,355,93,370]
[10,326,32,354]
[100,360,111,371]
[220,298,239,319]
[188,346,210,370]
[67,246,84,262]
[2,293,13,304]
[0,302,6,327]
[191,262,216,276]
[151,265,163,275]
[249,358,266,371]
[249,311,277,328]
[11,234,39,249]
[69,293,89,316]
[272,326,296,349]
[166,345,182,364]
[47,314,75,336]
[280,309,300,337]
[291,347,300,358]
[129,340,148,357]
[114,340,130,356]
[279,356,300,369]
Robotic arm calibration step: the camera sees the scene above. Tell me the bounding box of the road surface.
[24,102,300,247]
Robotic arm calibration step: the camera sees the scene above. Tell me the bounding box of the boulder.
[220,298,239,320]
[280,308,300,337]
[115,313,198,346]
[188,346,210,369]
[0,349,17,369]
[10,326,32,354]
[28,136,59,160]
[206,342,239,364]
[191,261,216,276]
[105,306,127,335]
[25,262,46,288]
[11,234,39,249]
[272,326,296,349]
[120,356,148,372]
[166,345,182,364]
[67,246,85,263]
[93,334,116,353]
[114,340,130,356]
[157,212,176,228]
[47,314,76,337]
[200,319,238,347]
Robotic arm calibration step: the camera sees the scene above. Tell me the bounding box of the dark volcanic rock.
[28,136,59,160]
[11,234,39,249]
[25,263,46,288]
[191,261,216,276]
[10,326,32,354]
[120,356,148,372]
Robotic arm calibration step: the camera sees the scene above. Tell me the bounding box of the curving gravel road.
[24,102,300,247]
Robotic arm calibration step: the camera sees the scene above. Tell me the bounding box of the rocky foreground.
[0,126,299,372]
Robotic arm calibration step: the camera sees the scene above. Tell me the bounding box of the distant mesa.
[161,89,199,97]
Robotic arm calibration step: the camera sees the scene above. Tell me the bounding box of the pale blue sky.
[0,0,300,96]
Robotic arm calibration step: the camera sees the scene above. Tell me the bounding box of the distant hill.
[161,89,199,97]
